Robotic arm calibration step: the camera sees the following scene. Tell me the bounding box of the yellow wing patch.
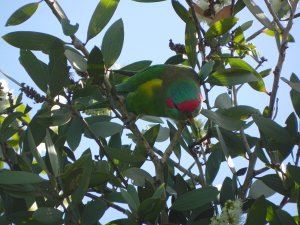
[138,79,163,97]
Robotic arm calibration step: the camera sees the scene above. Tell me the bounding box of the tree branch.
[267,0,299,118]
[238,151,257,199]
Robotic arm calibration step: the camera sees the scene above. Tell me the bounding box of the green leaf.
[233,0,246,15]
[259,174,288,196]
[287,164,300,185]
[131,0,166,2]
[61,18,79,36]
[205,17,239,39]
[32,207,63,224]
[208,68,258,86]
[252,115,292,145]
[240,20,253,31]
[201,109,245,131]
[0,171,45,184]
[282,76,300,93]
[2,31,63,52]
[243,0,275,31]
[88,121,123,138]
[199,60,215,82]
[171,186,218,211]
[125,167,154,187]
[260,68,272,78]
[5,3,39,26]
[263,28,295,42]
[67,117,84,150]
[164,54,185,65]
[25,128,48,173]
[205,147,223,184]
[273,209,297,225]
[37,107,72,127]
[71,152,93,204]
[185,22,197,68]
[121,185,140,212]
[249,179,276,199]
[81,200,108,225]
[19,49,49,92]
[0,112,23,136]
[289,74,300,118]
[64,47,87,73]
[87,0,120,41]
[88,46,105,83]
[108,147,145,163]
[172,0,191,23]
[222,105,260,120]
[245,196,268,225]
[138,198,165,222]
[253,114,294,160]
[120,60,152,72]
[219,177,235,207]
[48,42,69,97]
[228,58,266,92]
[214,93,232,109]
[101,19,124,68]
[45,130,60,177]
[140,115,164,123]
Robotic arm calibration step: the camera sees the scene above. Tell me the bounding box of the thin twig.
[192,154,206,186]
[264,0,284,30]
[70,107,128,188]
[161,123,185,164]
[85,192,128,215]
[170,159,201,183]
[44,0,89,57]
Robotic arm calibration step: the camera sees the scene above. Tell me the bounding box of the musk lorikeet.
[115,64,202,121]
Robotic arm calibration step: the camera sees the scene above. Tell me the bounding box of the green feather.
[115,64,202,121]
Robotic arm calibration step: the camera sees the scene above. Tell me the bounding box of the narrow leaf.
[0,171,45,184]
[48,42,69,97]
[101,18,124,68]
[2,31,63,52]
[172,0,191,23]
[5,3,39,26]
[185,22,197,68]
[87,121,123,138]
[201,109,245,131]
[87,0,120,41]
[208,68,258,86]
[64,47,87,73]
[19,49,48,92]
[243,0,275,30]
[205,17,239,39]
[45,129,60,176]
[33,207,63,224]
[88,46,105,83]
[171,186,218,211]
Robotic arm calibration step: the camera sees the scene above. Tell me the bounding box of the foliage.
[0,0,299,224]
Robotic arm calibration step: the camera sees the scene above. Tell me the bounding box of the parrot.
[115,64,202,121]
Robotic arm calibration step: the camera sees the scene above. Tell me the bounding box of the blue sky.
[1,0,300,223]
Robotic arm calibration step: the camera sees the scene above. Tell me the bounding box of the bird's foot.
[123,112,137,126]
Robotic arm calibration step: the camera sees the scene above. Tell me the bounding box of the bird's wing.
[115,65,165,93]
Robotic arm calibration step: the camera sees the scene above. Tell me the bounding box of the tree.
[0,0,299,224]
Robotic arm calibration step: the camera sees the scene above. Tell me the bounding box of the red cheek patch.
[176,99,200,112]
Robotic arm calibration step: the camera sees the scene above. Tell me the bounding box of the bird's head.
[165,80,202,121]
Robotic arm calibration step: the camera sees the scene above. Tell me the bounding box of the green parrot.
[115,64,202,121]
